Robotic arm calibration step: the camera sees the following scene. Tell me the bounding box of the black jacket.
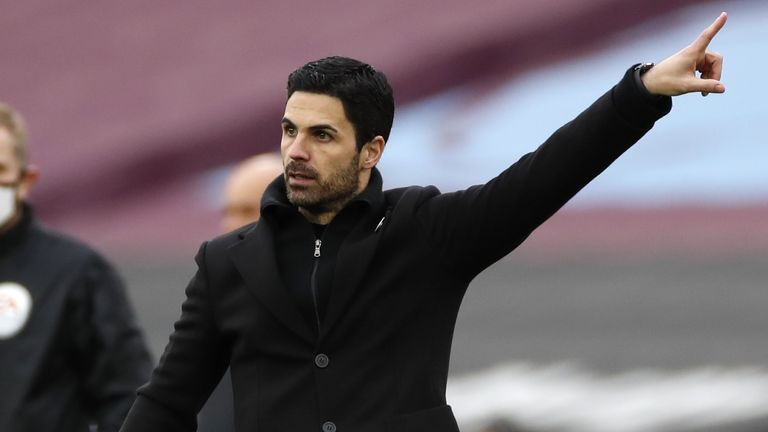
[121,67,671,432]
[0,206,153,432]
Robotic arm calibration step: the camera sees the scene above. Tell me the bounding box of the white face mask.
[0,185,17,228]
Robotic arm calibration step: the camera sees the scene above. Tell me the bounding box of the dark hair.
[287,56,395,150]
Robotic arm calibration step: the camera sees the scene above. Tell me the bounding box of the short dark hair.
[287,56,395,150]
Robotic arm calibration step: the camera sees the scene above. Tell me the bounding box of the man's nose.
[286,134,310,161]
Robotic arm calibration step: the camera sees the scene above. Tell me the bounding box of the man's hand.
[642,12,727,97]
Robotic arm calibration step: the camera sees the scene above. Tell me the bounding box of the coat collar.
[0,203,34,257]
[227,216,316,342]
[228,168,387,342]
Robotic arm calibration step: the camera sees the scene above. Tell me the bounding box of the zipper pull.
[314,239,322,257]
[375,208,392,233]
[374,216,386,232]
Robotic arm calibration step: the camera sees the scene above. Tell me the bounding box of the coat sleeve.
[414,66,672,277]
[67,251,153,432]
[120,242,230,432]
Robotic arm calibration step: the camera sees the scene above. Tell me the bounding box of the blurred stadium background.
[2,0,767,430]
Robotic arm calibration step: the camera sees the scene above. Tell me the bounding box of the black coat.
[121,67,671,432]
[0,207,153,432]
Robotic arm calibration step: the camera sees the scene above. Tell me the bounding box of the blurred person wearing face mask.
[0,102,153,432]
[0,111,34,231]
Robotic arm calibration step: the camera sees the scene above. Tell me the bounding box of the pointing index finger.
[691,12,728,51]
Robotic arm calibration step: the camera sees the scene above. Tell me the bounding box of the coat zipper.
[310,239,322,332]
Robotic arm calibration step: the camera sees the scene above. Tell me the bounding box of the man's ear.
[17,165,38,200]
[360,136,386,169]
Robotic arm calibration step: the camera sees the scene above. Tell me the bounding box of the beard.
[285,152,361,213]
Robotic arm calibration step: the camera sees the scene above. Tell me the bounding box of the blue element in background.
[380,1,766,207]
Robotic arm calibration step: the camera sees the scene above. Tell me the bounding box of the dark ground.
[114,246,768,431]
[118,251,768,376]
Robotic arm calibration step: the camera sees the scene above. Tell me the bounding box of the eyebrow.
[281,117,339,134]
[309,124,338,134]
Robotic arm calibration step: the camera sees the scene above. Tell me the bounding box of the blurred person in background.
[198,152,282,432]
[221,153,284,232]
[121,13,727,432]
[0,102,153,432]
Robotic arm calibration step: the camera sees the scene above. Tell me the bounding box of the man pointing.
[122,13,727,432]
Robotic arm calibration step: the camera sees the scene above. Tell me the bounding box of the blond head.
[0,103,29,168]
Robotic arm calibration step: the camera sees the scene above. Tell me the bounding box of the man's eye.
[284,126,297,136]
[316,131,331,140]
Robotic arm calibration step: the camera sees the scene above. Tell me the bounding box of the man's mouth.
[286,162,319,184]
[286,165,318,187]
[289,172,315,180]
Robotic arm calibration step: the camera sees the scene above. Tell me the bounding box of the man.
[121,13,727,432]
[198,152,283,432]
[0,103,153,432]
[221,153,284,232]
